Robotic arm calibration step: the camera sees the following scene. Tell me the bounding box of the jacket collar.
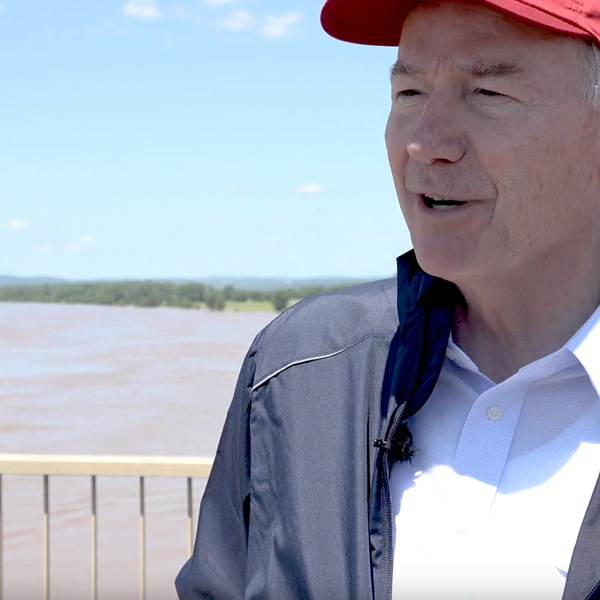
[394,250,457,419]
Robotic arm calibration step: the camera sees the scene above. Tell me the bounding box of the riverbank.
[0,280,355,312]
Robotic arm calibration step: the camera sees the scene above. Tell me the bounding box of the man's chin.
[412,244,476,285]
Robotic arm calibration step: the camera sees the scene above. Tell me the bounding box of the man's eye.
[477,88,501,97]
[398,89,421,97]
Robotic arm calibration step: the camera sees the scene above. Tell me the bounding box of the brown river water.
[0,302,276,600]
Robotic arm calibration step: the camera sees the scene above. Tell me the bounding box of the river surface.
[0,302,276,600]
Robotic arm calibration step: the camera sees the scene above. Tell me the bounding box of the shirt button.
[487,406,502,421]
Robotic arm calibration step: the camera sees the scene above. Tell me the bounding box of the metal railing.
[0,454,213,600]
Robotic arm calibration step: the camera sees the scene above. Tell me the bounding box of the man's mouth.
[422,195,467,210]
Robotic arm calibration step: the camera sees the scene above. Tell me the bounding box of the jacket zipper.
[584,580,600,600]
[380,309,427,600]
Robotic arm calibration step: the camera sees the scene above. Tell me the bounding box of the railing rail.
[0,454,213,477]
[0,454,213,600]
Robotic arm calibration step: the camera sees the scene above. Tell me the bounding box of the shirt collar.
[446,303,600,390]
[446,333,481,373]
[565,303,600,396]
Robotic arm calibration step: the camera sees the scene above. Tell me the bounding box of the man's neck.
[451,264,600,383]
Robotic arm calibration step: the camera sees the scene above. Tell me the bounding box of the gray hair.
[582,40,600,108]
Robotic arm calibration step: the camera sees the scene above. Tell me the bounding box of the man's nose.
[406,94,466,165]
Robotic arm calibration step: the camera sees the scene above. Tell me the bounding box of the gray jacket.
[176,252,600,600]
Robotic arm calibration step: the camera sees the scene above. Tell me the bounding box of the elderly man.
[176,0,600,598]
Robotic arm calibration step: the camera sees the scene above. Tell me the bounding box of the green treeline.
[0,281,357,312]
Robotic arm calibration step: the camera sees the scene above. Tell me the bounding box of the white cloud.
[40,246,52,253]
[204,0,234,6]
[296,183,326,195]
[122,0,162,20]
[4,220,28,231]
[65,236,97,252]
[217,9,253,31]
[261,10,302,39]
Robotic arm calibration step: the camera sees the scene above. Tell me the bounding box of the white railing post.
[187,477,193,557]
[0,473,3,600]
[43,475,50,600]
[139,476,146,600]
[91,475,97,600]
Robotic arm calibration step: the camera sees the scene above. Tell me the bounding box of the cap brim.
[320,0,589,47]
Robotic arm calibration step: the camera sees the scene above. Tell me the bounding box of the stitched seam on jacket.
[251,330,397,392]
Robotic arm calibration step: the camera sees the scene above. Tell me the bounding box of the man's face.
[386,0,600,287]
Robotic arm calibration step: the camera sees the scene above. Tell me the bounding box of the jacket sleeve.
[175,342,258,600]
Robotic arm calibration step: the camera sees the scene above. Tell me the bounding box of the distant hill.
[0,275,70,287]
[200,276,377,290]
[0,275,382,289]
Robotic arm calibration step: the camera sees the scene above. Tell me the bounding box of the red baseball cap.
[320,0,600,46]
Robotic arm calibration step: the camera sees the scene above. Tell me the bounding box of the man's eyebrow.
[457,61,525,78]
[390,61,423,79]
[389,60,524,80]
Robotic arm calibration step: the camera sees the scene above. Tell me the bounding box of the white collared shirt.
[391,305,600,600]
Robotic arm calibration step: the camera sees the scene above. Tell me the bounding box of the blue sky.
[0,0,412,280]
